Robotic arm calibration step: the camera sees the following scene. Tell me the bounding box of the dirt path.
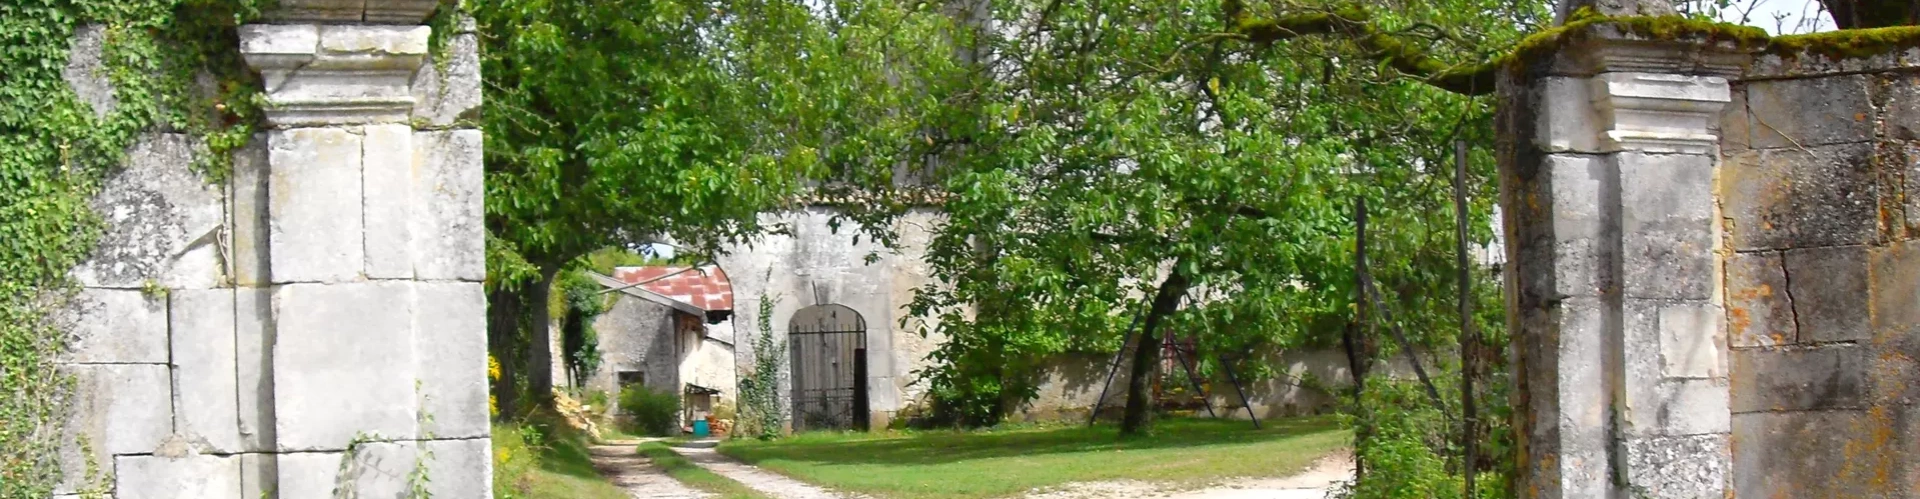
[589,441,713,499]
[1024,451,1354,499]
[667,442,861,499]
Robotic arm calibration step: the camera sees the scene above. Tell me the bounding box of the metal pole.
[1219,356,1259,429]
[1088,305,1148,427]
[1171,339,1217,418]
[1454,140,1479,497]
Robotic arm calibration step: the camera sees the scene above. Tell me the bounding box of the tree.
[881,0,1537,438]
[473,0,961,412]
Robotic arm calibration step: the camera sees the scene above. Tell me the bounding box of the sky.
[1709,0,1835,34]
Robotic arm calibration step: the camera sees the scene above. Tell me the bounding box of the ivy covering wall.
[0,1,264,495]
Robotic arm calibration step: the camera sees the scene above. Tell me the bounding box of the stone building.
[577,268,739,426]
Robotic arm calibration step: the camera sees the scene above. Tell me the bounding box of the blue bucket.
[692,420,710,437]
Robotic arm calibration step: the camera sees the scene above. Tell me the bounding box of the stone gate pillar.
[1499,25,1751,499]
[237,1,489,496]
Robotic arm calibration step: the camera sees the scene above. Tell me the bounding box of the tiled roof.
[611,265,733,312]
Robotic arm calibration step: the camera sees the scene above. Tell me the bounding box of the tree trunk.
[487,285,526,419]
[1822,0,1920,28]
[1119,265,1191,437]
[526,264,562,409]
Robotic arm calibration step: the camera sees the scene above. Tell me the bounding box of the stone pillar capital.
[1592,72,1730,154]
[264,0,443,24]
[240,24,431,127]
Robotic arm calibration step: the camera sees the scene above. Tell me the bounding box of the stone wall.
[53,2,490,497]
[585,292,680,396]
[718,207,945,428]
[1721,48,1920,498]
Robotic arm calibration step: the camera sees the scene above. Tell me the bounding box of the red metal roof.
[612,265,734,312]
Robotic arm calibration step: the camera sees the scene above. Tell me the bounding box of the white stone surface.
[58,364,173,494]
[1659,303,1725,380]
[115,454,242,499]
[73,134,226,289]
[268,128,364,283]
[423,438,494,499]
[277,442,418,499]
[411,130,485,281]
[235,288,276,452]
[266,0,442,23]
[1592,72,1731,154]
[1533,77,1601,153]
[272,282,418,450]
[364,124,416,279]
[59,288,168,364]
[411,23,481,126]
[414,282,490,439]
[169,289,243,454]
[243,24,429,126]
[63,24,116,119]
[240,453,277,499]
[229,137,271,287]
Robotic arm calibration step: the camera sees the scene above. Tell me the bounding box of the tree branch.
[1220,0,1497,95]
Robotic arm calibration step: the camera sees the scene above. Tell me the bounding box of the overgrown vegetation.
[736,294,787,440]
[491,420,631,499]
[618,384,683,437]
[0,1,265,495]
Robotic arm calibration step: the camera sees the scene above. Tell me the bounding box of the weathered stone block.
[1904,143,1920,233]
[411,130,485,281]
[411,21,481,126]
[364,124,416,279]
[1533,77,1602,153]
[276,442,418,499]
[1592,73,1730,154]
[169,289,242,454]
[115,454,242,499]
[1871,240,1920,343]
[1784,245,1871,343]
[1624,378,1730,437]
[1731,345,1867,413]
[73,134,226,289]
[1657,303,1724,379]
[1787,143,1879,248]
[1882,74,1920,141]
[415,282,490,439]
[59,288,168,364]
[63,25,116,119]
[1718,86,1749,151]
[1620,153,1715,300]
[1733,410,1904,498]
[1721,150,1795,251]
[240,453,276,499]
[1621,433,1728,499]
[423,438,494,499]
[1726,252,1794,347]
[273,282,418,450]
[57,364,172,494]
[1746,75,1873,149]
[229,136,271,287]
[234,288,276,452]
[269,128,364,283]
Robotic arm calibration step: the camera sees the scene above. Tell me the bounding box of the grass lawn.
[637,442,775,499]
[717,416,1350,499]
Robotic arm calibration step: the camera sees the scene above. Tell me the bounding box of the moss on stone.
[1769,26,1920,60]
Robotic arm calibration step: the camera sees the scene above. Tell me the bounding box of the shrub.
[619,384,682,436]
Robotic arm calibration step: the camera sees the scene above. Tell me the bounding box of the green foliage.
[738,295,787,440]
[557,269,612,387]
[618,384,683,437]
[0,1,264,495]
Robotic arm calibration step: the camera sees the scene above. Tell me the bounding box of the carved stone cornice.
[240,24,431,127]
[1590,72,1730,154]
[265,0,442,24]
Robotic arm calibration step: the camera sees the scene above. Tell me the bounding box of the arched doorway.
[788,304,868,431]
